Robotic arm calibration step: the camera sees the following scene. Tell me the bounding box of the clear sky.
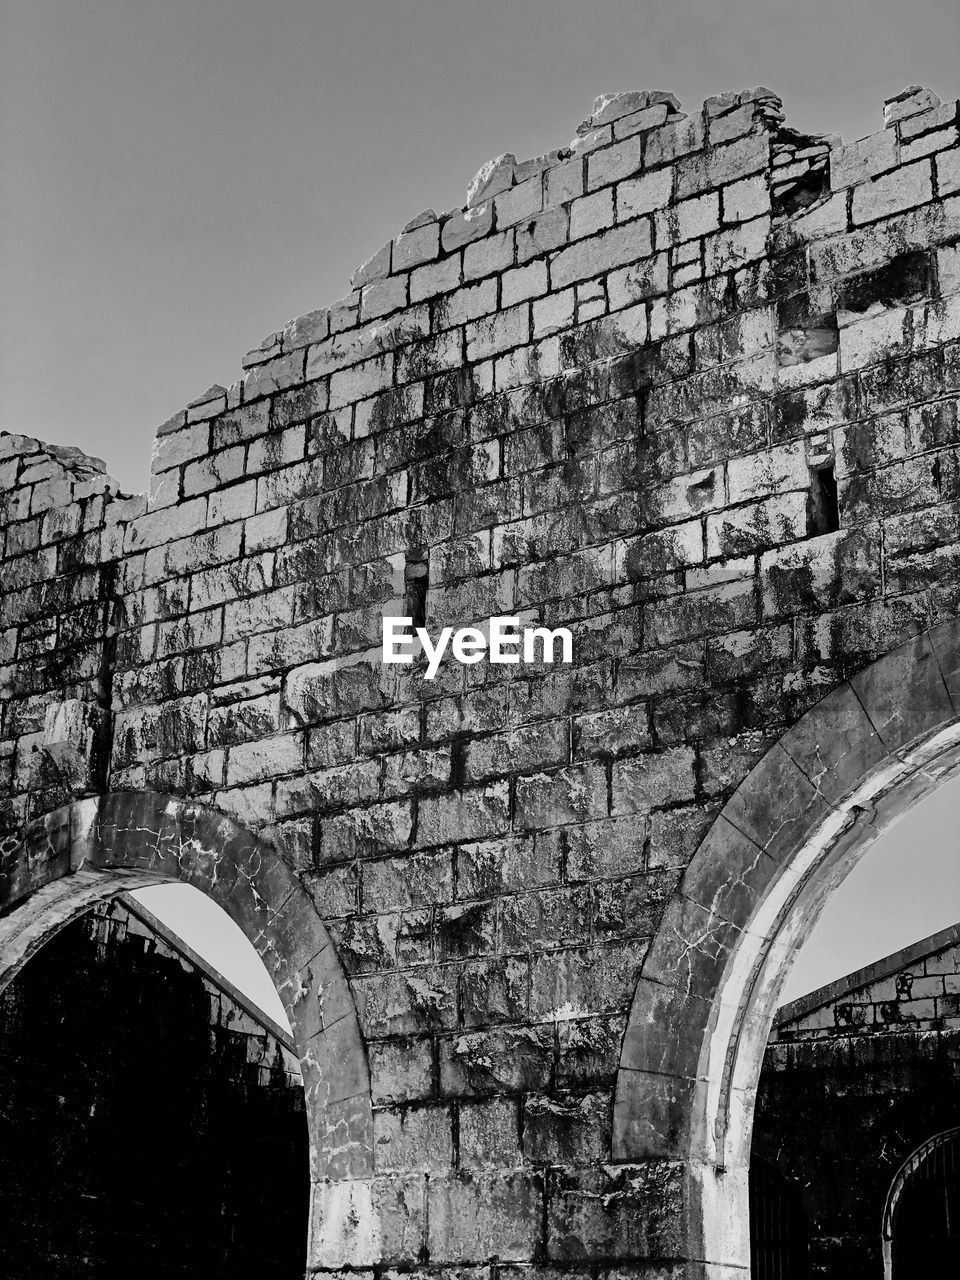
[2,0,958,493]
[779,773,960,1003]
[132,882,291,1027]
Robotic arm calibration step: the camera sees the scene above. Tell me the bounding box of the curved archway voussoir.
[93,791,301,935]
[777,679,886,806]
[0,798,98,913]
[929,616,960,700]
[719,743,834,868]
[612,618,960,1263]
[678,813,776,930]
[1,790,375,1198]
[848,628,957,758]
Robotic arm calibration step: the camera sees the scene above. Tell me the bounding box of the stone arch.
[612,616,960,1269]
[0,790,376,1270]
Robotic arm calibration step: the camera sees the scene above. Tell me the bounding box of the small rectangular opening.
[776,294,839,368]
[807,463,840,537]
[404,551,429,631]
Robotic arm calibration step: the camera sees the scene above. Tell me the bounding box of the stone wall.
[0,895,308,1278]
[753,925,960,1276]
[774,921,960,1040]
[2,81,960,1272]
[0,439,144,828]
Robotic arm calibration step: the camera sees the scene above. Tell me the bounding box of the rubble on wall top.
[211,83,949,420]
[0,429,143,510]
[338,86,806,304]
[244,84,824,373]
[401,209,438,234]
[467,154,519,208]
[884,85,941,128]
[0,431,108,478]
[188,383,227,410]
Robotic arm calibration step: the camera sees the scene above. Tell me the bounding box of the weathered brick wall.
[774,922,960,1040]
[2,82,960,1269]
[753,927,960,1276]
[0,437,143,831]
[0,896,308,1277]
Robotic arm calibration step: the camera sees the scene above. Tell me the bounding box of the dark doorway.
[890,1129,960,1279]
[750,1155,809,1280]
[0,897,309,1279]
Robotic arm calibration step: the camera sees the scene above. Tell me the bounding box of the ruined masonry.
[2,82,960,1276]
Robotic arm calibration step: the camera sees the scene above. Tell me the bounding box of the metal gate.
[888,1128,960,1279]
[750,1156,809,1280]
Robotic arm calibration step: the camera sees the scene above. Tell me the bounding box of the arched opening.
[750,778,960,1276]
[613,620,960,1272]
[0,792,376,1273]
[703,731,960,1271]
[883,1128,960,1277]
[0,889,309,1278]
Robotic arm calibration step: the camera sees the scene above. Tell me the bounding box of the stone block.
[441,204,494,252]
[831,130,899,189]
[570,187,616,240]
[418,783,510,846]
[850,629,955,753]
[361,275,408,321]
[151,422,210,476]
[851,160,934,225]
[516,206,569,263]
[427,1171,543,1262]
[392,220,440,272]
[457,1096,521,1168]
[515,763,608,829]
[611,747,697,816]
[351,240,393,289]
[329,354,394,409]
[499,263,547,313]
[463,228,515,282]
[675,133,768,199]
[495,174,544,228]
[523,1091,611,1164]
[439,1025,553,1094]
[410,253,463,301]
[883,85,942,128]
[373,1104,453,1173]
[647,114,707,168]
[467,153,516,207]
[530,941,646,1019]
[937,146,960,197]
[551,219,653,288]
[546,156,585,206]
[41,700,108,795]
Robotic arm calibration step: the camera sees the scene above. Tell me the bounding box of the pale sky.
[3,0,958,493]
[5,1,960,1024]
[779,773,960,1003]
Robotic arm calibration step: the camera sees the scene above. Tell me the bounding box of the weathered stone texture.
[3,85,960,1273]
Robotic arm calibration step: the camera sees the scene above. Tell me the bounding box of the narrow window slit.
[404,550,429,631]
[808,464,840,537]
